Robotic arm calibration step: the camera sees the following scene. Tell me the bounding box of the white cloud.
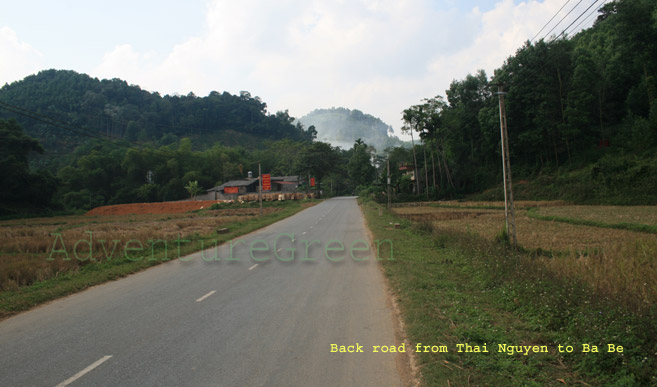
[0,27,43,86]
[90,0,570,138]
[94,44,154,83]
[427,0,569,90]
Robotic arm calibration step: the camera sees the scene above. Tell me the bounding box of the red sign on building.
[262,174,271,191]
[310,177,315,187]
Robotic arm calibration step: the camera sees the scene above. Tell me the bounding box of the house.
[270,176,300,193]
[206,176,300,200]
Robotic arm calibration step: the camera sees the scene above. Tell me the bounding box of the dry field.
[393,203,657,308]
[533,205,657,226]
[438,200,568,209]
[394,206,657,252]
[0,207,280,291]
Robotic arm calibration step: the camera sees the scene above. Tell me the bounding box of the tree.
[306,125,318,141]
[184,180,201,199]
[348,138,375,188]
[0,119,57,213]
[296,141,340,198]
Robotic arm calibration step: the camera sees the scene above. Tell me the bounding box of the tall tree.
[296,141,340,198]
[347,138,376,188]
[0,119,57,213]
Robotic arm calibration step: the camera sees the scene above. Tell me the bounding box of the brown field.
[85,195,317,216]
[85,200,225,216]
[438,200,568,208]
[394,206,657,252]
[0,206,280,291]
[534,205,657,226]
[392,200,566,209]
[393,202,657,308]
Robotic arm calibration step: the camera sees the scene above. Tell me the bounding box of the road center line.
[196,290,216,302]
[248,264,258,271]
[56,355,112,387]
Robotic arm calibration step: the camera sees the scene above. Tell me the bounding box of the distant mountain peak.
[297,107,405,152]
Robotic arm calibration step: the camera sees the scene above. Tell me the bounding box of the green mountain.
[297,107,406,152]
[0,70,311,170]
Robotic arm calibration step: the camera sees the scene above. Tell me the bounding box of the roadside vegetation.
[361,199,657,386]
[0,200,316,319]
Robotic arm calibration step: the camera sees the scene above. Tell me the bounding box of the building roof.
[207,178,258,192]
[206,175,299,192]
[271,176,299,182]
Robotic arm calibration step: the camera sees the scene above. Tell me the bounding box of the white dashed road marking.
[196,290,216,302]
[56,355,112,387]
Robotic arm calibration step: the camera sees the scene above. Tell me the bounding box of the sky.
[0,0,601,140]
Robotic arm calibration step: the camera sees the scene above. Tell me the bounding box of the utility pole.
[431,149,436,190]
[495,84,517,247]
[387,159,391,210]
[258,162,263,216]
[423,144,429,199]
[409,127,420,195]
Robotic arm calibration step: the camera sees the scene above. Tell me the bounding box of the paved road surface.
[0,197,403,386]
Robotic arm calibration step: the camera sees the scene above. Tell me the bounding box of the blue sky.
[0,0,599,138]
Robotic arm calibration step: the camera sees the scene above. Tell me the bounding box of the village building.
[205,176,301,200]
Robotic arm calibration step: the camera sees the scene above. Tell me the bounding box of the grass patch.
[0,200,316,319]
[361,200,657,386]
[468,154,657,206]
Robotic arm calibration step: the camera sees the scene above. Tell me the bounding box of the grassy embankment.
[470,154,657,206]
[0,200,316,319]
[361,200,657,386]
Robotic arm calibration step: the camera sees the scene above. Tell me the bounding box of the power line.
[524,1,606,82]
[0,101,114,142]
[565,0,608,36]
[548,0,604,42]
[531,0,573,42]
[540,0,587,41]
[492,0,584,84]
[495,0,606,90]
[0,101,176,159]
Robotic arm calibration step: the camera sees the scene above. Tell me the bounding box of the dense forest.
[0,70,312,171]
[393,0,657,204]
[297,107,406,152]
[0,112,377,216]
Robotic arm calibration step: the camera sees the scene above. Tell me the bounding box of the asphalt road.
[0,197,403,386]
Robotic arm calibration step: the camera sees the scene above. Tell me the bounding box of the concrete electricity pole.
[258,162,263,217]
[494,84,517,247]
[387,159,391,210]
[409,127,420,196]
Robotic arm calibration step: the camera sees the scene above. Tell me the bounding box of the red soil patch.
[85,200,223,216]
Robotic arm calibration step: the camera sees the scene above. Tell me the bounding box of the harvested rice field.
[393,204,657,253]
[0,203,294,291]
[533,205,657,227]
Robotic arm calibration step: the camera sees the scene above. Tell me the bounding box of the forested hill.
[297,107,406,152]
[0,70,312,169]
[400,0,657,204]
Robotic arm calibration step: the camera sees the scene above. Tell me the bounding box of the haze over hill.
[297,108,406,152]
